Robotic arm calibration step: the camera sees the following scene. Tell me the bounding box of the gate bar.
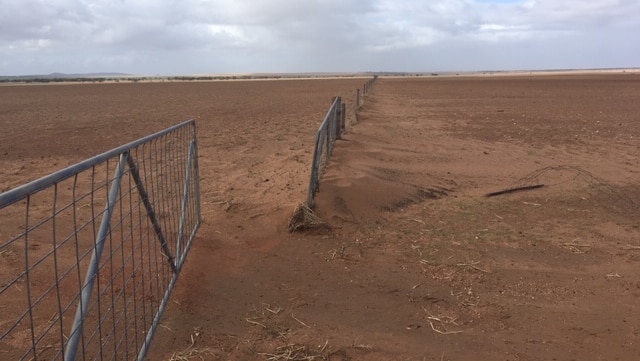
[126,156,177,274]
[64,153,128,361]
[0,120,195,209]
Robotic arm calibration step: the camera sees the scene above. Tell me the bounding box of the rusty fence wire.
[0,119,201,361]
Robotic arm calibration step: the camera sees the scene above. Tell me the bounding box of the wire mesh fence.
[356,75,377,111]
[0,120,201,361]
[305,76,377,209]
[306,97,345,208]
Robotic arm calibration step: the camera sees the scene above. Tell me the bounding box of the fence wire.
[0,120,200,361]
[306,76,377,208]
[306,97,345,208]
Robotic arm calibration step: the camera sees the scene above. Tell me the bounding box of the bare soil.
[2,74,640,361]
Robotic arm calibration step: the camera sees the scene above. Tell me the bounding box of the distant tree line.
[0,77,112,84]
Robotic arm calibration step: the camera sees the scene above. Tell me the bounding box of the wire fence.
[0,120,201,361]
[305,76,377,208]
[306,96,345,208]
[356,75,377,112]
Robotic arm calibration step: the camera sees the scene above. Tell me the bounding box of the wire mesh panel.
[306,97,344,208]
[0,120,201,361]
[304,77,377,209]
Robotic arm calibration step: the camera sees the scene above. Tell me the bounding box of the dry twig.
[455,261,489,273]
[168,328,212,361]
[258,344,324,361]
[485,184,545,197]
[352,343,373,351]
[245,318,267,328]
[264,304,283,314]
[560,241,591,253]
[291,313,311,328]
[422,307,464,335]
[621,244,640,250]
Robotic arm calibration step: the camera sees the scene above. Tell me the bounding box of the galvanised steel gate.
[0,119,201,360]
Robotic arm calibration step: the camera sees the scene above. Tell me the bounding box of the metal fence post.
[326,110,332,156]
[176,140,196,264]
[341,103,346,131]
[335,98,342,140]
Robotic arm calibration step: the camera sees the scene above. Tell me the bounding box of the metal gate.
[0,120,201,361]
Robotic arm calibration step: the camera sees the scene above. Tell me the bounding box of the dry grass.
[169,347,213,361]
[168,328,213,361]
[258,342,329,361]
[560,240,592,253]
[287,203,326,232]
[423,308,464,335]
[454,261,490,273]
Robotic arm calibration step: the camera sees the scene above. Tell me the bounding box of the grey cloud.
[0,0,638,75]
[0,0,93,43]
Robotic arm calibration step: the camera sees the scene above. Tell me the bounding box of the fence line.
[356,75,377,112]
[306,96,345,208]
[0,120,201,361]
[305,76,377,209]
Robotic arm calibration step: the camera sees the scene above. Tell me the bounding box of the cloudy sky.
[0,0,638,76]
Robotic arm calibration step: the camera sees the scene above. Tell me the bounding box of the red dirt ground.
[2,74,640,360]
